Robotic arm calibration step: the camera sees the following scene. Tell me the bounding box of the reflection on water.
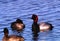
[32,32,39,41]
[0,0,60,41]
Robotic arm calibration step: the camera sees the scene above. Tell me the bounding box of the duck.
[11,19,25,32]
[2,28,24,41]
[31,14,53,32]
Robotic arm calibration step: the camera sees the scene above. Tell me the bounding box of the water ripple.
[0,0,60,41]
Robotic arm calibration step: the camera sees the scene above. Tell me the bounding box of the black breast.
[32,23,39,34]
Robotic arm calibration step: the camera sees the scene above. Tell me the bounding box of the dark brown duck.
[2,28,24,41]
[11,19,25,32]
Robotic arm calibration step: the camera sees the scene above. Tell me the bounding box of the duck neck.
[33,18,38,23]
[4,33,8,37]
[33,16,38,23]
[33,20,38,24]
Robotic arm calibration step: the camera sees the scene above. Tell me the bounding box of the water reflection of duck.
[31,14,53,32]
[2,28,24,41]
[11,19,25,32]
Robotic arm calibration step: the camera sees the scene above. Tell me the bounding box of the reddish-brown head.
[31,14,38,23]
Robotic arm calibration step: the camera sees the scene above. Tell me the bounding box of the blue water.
[0,0,60,41]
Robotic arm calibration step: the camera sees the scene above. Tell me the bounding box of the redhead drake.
[2,28,24,41]
[31,14,53,32]
[11,19,25,32]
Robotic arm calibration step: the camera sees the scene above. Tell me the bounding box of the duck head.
[3,28,9,37]
[31,14,38,23]
[16,19,23,23]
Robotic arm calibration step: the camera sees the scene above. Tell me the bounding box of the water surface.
[0,0,60,41]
